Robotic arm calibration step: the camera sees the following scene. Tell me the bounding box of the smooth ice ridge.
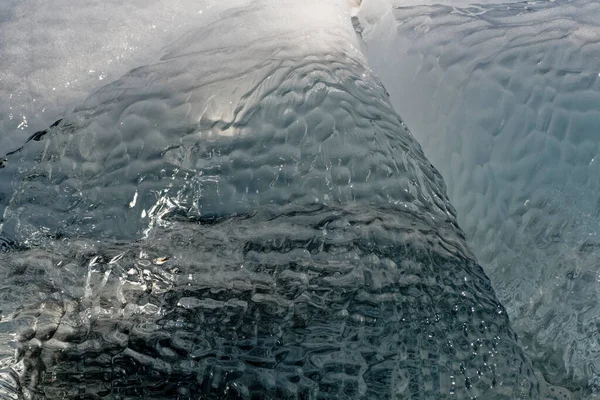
[359,0,600,394]
[0,1,546,398]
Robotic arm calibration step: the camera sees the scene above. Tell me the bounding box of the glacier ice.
[359,0,600,394]
[0,0,590,398]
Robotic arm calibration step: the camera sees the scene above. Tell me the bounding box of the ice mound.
[0,0,544,398]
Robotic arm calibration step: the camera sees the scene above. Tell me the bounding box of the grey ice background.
[359,0,600,390]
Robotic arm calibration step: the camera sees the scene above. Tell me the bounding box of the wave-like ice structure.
[359,0,600,393]
[0,0,555,398]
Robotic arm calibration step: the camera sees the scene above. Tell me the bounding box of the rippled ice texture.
[0,0,547,398]
[0,0,250,227]
[359,0,600,394]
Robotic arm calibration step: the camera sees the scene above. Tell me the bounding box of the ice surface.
[359,0,600,394]
[0,0,249,232]
[0,0,251,146]
[0,0,546,398]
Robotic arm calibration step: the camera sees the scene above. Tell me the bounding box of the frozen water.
[0,0,250,231]
[0,0,595,398]
[0,0,545,398]
[359,0,600,394]
[0,0,254,162]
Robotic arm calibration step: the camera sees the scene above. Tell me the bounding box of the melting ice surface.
[359,0,600,395]
[0,0,595,398]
